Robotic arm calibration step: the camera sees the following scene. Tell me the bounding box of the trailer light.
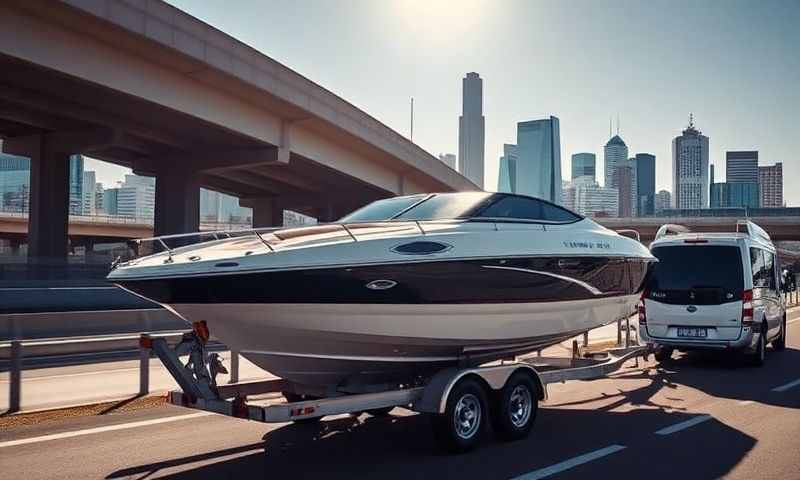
[638,290,648,325]
[192,321,210,343]
[139,335,153,349]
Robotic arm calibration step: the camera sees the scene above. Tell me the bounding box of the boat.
[108,192,656,390]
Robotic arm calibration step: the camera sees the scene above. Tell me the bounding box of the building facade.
[654,189,671,215]
[759,163,783,207]
[68,154,84,215]
[0,152,29,213]
[571,153,596,181]
[726,151,758,183]
[103,187,119,215]
[672,117,709,209]
[117,175,155,219]
[515,117,562,203]
[573,179,618,218]
[457,72,485,188]
[438,153,456,170]
[710,181,760,209]
[635,153,656,216]
[497,144,518,193]
[82,170,97,216]
[614,166,634,217]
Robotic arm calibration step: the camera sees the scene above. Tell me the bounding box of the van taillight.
[741,289,754,327]
[638,290,647,325]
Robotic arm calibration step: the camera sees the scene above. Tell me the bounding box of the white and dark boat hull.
[169,296,638,387]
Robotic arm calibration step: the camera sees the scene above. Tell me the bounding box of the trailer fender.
[415,364,546,414]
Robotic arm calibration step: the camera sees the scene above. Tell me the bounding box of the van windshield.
[648,245,744,304]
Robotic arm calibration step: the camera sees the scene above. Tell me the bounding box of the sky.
[92,0,800,205]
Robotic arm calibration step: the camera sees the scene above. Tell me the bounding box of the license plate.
[677,327,707,338]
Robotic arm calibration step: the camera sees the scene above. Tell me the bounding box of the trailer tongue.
[151,319,650,453]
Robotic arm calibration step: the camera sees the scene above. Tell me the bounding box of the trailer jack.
[151,332,224,401]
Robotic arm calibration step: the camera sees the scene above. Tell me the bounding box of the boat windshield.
[338,192,583,223]
[394,192,493,220]
[338,194,428,222]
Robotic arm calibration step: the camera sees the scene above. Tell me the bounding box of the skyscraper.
[438,153,456,170]
[614,166,634,217]
[571,153,596,181]
[654,190,671,215]
[497,144,518,193]
[726,151,759,183]
[69,154,84,215]
[457,72,485,188]
[758,163,783,207]
[635,153,656,216]
[603,135,628,189]
[82,170,97,215]
[672,115,709,209]
[515,116,562,203]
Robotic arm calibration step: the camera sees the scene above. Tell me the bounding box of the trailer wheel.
[431,378,488,453]
[492,371,538,441]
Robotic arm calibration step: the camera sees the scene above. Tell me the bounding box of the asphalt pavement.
[1,311,799,480]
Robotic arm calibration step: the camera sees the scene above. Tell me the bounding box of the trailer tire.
[492,371,538,441]
[431,377,488,453]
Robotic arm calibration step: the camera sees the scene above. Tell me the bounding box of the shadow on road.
[106,405,757,480]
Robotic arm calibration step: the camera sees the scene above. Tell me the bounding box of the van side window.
[763,251,775,291]
[750,248,773,289]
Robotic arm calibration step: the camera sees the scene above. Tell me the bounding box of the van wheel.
[431,378,488,453]
[492,371,538,441]
[772,317,787,351]
[748,325,767,367]
[654,347,673,363]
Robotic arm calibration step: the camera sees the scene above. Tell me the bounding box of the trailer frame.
[152,317,650,451]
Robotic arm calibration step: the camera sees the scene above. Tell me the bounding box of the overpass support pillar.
[242,198,283,228]
[154,170,200,236]
[24,137,71,262]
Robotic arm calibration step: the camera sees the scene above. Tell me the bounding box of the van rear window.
[648,245,744,304]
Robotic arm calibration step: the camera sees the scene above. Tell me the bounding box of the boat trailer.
[151,319,651,452]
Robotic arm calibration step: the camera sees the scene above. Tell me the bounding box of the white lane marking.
[788,317,800,325]
[738,400,755,406]
[772,378,800,393]
[0,287,117,291]
[0,412,212,448]
[655,414,713,435]
[0,367,144,383]
[510,445,627,480]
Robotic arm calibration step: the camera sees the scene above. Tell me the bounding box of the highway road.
[1,310,799,480]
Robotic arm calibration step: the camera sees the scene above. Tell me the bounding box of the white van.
[639,220,787,366]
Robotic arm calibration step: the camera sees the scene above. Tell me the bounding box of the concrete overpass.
[597,216,800,243]
[0,0,477,262]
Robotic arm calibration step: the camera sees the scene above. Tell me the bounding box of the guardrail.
[0,331,239,413]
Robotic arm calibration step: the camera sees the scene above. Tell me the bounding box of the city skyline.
[156,0,798,206]
[30,0,799,208]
